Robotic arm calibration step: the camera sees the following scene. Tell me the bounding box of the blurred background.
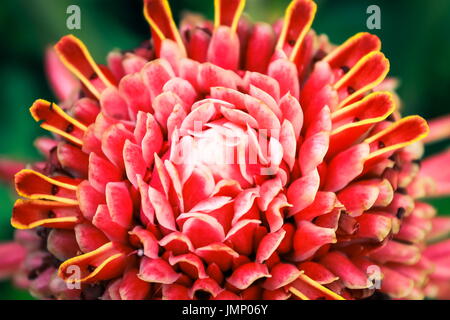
[0,0,449,299]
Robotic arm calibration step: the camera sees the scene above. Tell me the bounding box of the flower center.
[170,113,276,189]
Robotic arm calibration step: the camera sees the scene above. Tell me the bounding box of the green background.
[0,0,449,299]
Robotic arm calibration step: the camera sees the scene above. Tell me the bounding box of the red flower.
[2,0,450,300]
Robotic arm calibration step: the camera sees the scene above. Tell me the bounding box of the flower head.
[3,0,450,300]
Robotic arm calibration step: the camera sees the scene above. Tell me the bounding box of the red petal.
[15,169,78,204]
[152,92,183,131]
[130,226,159,259]
[354,213,392,241]
[267,58,300,100]
[142,113,164,167]
[101,123,135,170]
[263,263,301,291]
[265,194,290,233]
[298,261,338,284]
[257,177,282,212]
[143,0,186,56]
[364,116,429,171]
[256,228,286,263]
[100,87,129,121]
[162,284,190,300]
[163,77,197,111]
[57,142,89,177]
[30,99,86,145]
[294,191,337,221]
[74,223,109,253]
[245,24,277,73]
[12,199,80,230]
[208,26,240,71]
[334,52,389,107]
[276,0,316,63]
[198,63,238,92]
[119,268,151,300]
[287,169,320,216]
[214,290,241,300]
[159,232,195,255]
[189,278,223,299]
[324,32,381,71]
[169,253,208,279]
[119,73,152,118]
[379,265,414,299]
[148,186,176,231]
[105,182,133,229]
[214,0,246,32]
[227,262,270,290]
[329,92,394,157]
[88,153,122,193]
[142,59,175,101]
[233,188,259,225]
[138,257,180,284]
[76,180,105,221]
[369,240,420,265]
[45,47,79,101]
[324,143,370,192]
[54,35,115,98]
[93,204,128,242]
[298,131,329,175]
[320,251,370,289]
[47,229,80,261]
[182,214,225,248]
[186,27,211,63]
[337,181,380,217]
[58,242,132,283]
[123,140,147,189]
[182,167,216,212]
[225,219,260,255]
[292,221,336,261]
[195,243,239,271]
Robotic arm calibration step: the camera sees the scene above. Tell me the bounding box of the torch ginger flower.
[1,0,450,300]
